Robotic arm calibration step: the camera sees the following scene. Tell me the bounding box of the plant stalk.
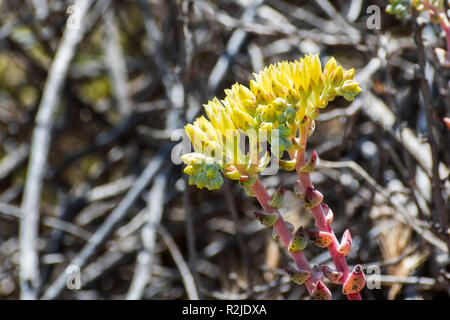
[251,179,320,295]
[292,124,362,300]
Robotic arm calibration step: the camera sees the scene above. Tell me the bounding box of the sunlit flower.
[181,54,361,191]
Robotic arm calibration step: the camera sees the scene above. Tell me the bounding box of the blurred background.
[0,0,449,300]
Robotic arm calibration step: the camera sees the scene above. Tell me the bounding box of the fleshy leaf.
[283,266,311,285]
[288,226,308,251]
[253,211,279,227]
[304,187,323,209]
[269,185,284,208]
[321,265,343,284]
[337,229,352,256]
[342,265,365,295]
[311,281,332,300]
[308,229,333,248]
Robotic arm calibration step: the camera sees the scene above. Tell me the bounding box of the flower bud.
[287,88,300,104]
[323,57,337,76]
[341,80,360,92]
[183,165,197,175]
[343,68,355,81]
[330,66,344,87]
[272,79,289,98]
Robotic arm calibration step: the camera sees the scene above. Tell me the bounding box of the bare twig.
[126,170,168,300]
[0,201,91,240]
[318,159,447,253]
[207,0,265,95]
[19,0,95,299]
[103,7,132,116]
[413,10,449,252]
[159,225,199,300]
[0,143,29,181]
[42,145,171,299]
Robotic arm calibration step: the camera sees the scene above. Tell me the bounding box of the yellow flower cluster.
[181,54,361,191]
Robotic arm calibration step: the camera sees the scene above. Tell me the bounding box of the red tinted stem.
[251,179,320,295]
[294,125,362,300]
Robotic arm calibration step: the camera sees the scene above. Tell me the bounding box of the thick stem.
[294,124,362,300]
[251,180,319,295]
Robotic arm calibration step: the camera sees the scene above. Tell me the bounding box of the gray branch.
[19,0,95,300]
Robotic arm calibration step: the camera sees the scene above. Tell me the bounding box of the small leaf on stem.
[269,185,285,208]
[288,226,308,251]
[307,120,316,137]
[321,265,343,284]
[312,264,323,280]
[279,159,297,171]
[253,211,279,227]
[300,151,318,173]
[308,229,333,248]
[283,266,311,285]
[311,281,332,300]
[272,221,294,240]
[337,229,352,256]
[303,187,323,209]
[291,138,304,150]
[322,203,334,223]
[342,264,365,295]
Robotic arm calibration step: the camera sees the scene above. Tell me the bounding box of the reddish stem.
[251,180,319,295]
[294,125,362,300]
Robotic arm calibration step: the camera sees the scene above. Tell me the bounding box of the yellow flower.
[181,54,361,190]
